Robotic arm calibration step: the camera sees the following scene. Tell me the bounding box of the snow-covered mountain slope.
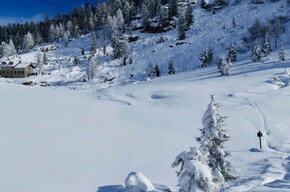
[0,47,289,192]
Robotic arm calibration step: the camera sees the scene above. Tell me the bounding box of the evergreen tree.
[49,24,56,42]
[103,44,107,56]
[36,49,43,72]
[262,32,271,56]
[207,46,214,65]
[129,55,133,65]
[185,3,193,28]
[169,0,178,19]
[279,46,285,61]
[91,31,97,57]
[219,57,231,76]
[87,57,98,80]
[154,64,160,77]
[178,14,186,40]
[228,42,237,63]
[251,40,261,62]
[158,36,165,43]
[168,60,175,74]
[142,1,150,30]
[63,32,69,47]
[200,49,208,68]
[172,147,218,192]
[43,51,48,65]
[270,17,285,48]
[23,32,34,53]
[197,95,235,184]
[116,9,125,34]
[81,47,85,55]
[73,52,79,66]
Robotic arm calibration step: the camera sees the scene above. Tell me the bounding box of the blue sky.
[0,0,98,25]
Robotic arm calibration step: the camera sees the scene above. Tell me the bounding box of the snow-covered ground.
[0,0,289,191]
[0,48,289,191]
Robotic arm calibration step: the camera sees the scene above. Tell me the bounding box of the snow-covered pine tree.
[63,32,69,47]
[81,47,85,55]
[43,51,48,65]
[200,49,208,68]
[23,32,34,53]
[185,3,193,29]
[87,57,98,80]
[129,55,133,65]
[219,57,231,76]
[197,95,235,185]
[172,147,218,192]
[91,31,97,57]
[36,49,43,72]
[168,60,175,74]
[116,9,125,34]
[262,32,271,56]
[158,36,165,43]
[142,0,150,30]
[154,64,160,77]
[178,13,186,40]
[169,0,178,18]
[228,42,237,63]
[207,46,214,65]
[73,52,79,66]
[279,46,285,61]
[49,24,56,42]
[251,40,261,62]
[103,44,107,57]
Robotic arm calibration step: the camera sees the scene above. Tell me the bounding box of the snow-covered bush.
[125,172,158,192]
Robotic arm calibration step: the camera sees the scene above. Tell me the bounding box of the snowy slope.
[0,0,289,191]
[0,47,290,191]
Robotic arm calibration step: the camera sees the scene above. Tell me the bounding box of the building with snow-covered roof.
[0,61,35,78]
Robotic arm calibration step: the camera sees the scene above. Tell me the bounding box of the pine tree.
[207,46,214,65]
[172,147,218,192]
[251,40,261,62]
[158,36,165,43]
[91,31,97,57]
[228,42,237,63]
[168,60,175,74]
[87,57,98,80]
[73,52,79,66]
[23,32,34,53]
[116,9,125,34]
[49,24,56,42]
[169,0,178,19]
[103,44,107,57]
[178,14,186,40]
[81,47,85,55]
[154,64,160,77]
[279,46,285,61]
[185,3,193,28]
[36,49,43,72]
[129,55,133,65]
[63,32,69,47]
[197,95,235,184]
[219,57,231,76]
[200,49,208,67]
[43,51,48,65]
[262,32,271,56]
[142,1,150,30]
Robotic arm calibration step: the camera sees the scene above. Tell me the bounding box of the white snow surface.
[0,1,289,192]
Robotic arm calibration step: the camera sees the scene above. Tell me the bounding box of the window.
[14,71,17,74]
[2,71,5,74]
[10,71,12,74]
[22,71,24,74]
[18,71,20,74]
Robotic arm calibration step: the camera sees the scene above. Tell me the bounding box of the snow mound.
[269,69,290,87]
[125,172,159,192]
